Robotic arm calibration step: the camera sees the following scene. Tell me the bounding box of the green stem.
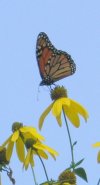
[31,165,38,185]
[63,109,75,170]
[97,178,100,185]
[38,154,49,182]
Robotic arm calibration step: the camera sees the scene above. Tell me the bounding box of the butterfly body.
[36,32,76,86]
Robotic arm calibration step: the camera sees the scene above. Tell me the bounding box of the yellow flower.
[1,122,45,162]
[92,142,100,163]
[24,138,58,170]
[39,97,89,130]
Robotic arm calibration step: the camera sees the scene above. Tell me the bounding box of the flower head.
[39,86,89,130]
[1,122,45,162]
[40,169,76,185]
[58,170,76,185]
[24,138,58,170]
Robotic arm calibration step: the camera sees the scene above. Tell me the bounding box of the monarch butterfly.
[36,32,76,86]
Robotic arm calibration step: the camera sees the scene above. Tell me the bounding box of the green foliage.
[74,167,88,182]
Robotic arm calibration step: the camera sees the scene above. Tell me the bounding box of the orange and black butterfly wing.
[36,32,76,85]
[46,50,76,83]
[36,32,56,85]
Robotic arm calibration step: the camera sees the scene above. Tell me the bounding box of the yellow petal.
[6,142,14,161]
[22,132,33,141]
[34,142,58,160]
[56,113,62,127]
[61,98,70,106]
[16,137,25,162]
[41,144,58,160]
[52,98,70,117]
[20,127,37,133]
[30,152,34,167]
[33,142,45,151]
[21,127,45,141]
[37,149,48,159]
[11,131,19,142]
[24,148,31,170]
[69,99,89,122]
[63,105,80,127]
[97,151,100,163]
[52,100,62,117]
[92,142,100,147]
[39,103,53,130]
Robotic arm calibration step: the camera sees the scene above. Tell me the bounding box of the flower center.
[50,86,68,101]
[0,147,9,165]
[12,122,23,132]
[58,170,76,184]
[25,138,36,149]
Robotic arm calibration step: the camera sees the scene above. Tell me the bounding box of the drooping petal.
[29,130,45,141]
[20,127,37,133]
[16,137,25,162]
[37,149,48,159]
[20,127,45,141]
[39,103,53,130]
[56,113,62,127]
[22,132,32,141]
[41,144,59,160]
[92,142,100,147]
[47,152,56,160]
[52,98,70,117]
[52,99,62,117]
[63,105,80,127]
[24,148,31,170]
[97,151,100,163]
[33,142,45,151]
[61,98,70,106]
[30,152,34,167]
[11,131,19,142]
[33,142,58,160]
[6,142,14,161]
[69,99,89,122]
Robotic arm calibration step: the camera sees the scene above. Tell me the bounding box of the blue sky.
[0,0,100,184]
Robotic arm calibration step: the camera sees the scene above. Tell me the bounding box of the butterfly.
[36,32,76,86]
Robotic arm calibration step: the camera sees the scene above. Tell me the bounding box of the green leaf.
[74,158,84,168]
[74,167,88,182]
